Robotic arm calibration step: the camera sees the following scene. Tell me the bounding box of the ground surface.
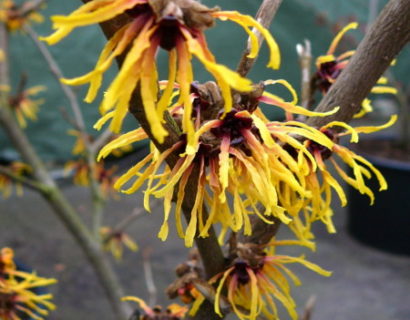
[1,169,409,320]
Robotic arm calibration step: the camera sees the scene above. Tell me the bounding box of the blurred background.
[1,0,408,162]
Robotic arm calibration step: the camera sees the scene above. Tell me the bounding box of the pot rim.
[352,135,410,171]
[362,153,410,171]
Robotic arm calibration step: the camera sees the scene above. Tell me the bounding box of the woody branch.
[240,0,410,248]
[79,0,409,318]
[307,0,410,128]
[23,24,111,238]
[0,22,130,320]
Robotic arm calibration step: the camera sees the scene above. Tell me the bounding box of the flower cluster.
[100,226,138,260]
[166,241,331,320]
[9,85,45,128]
[0,0,43,31]
[64,159,119,198]
[41,0,280,146]
[313,22,397,118]
[42,2,398,319]
[0,247,56,320]
[99,81,395,247]
[68,129,133,157]
[211,241,331,320]
[284,114,396,242]
[0,162,31,198]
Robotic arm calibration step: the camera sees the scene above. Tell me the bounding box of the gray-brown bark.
[69,0,410,319]
[0,22,130,320]
[236,0,283,77]
[307,0,410,127]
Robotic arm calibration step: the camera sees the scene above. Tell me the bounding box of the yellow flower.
[97,81,338,246]
[315,22,358,92]
[106,134,133,157]
[0,162,31,198]
[314,22,397,118]
[64,159,90,186]
[210,241,331,320]
[95,162,120,198]
[64,159,119,198]
[68,129,133,157]
[41,0,280,144]
[0,247,57,320]
[0,0,44,31]
[122,296,187,319]
[0,247,15,275]
[100,226,138,260]
[9,86,45,128]
[67,129,92,156]
[279,115,398,239]
[97,75,396,247]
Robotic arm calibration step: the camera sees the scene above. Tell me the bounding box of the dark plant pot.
[348,150,410,255]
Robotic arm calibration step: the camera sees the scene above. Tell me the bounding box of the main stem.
[79,0,283,318]
[78,0,410,319]
[0,24,129,319]
[129,97,226,280]
[243,0,410,247]
[307,0,410,127]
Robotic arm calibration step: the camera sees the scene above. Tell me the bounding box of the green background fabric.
[1,0,408,162]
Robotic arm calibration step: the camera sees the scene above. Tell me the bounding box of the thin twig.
[20,0,46,16]
[91,128,114,154]
[59,106,82,131]
[301,295,317,320]
[103,206,146,249]
[236,0,282,77]
[23,25,86,132]
[235,0,284,248]
[0,165,48,192]
[15,73,28,97]
[367,0,380,32]
[24,24,107,238]
[25,24,112,168]
[297,40,312,110]
[0,22,130,319]
[111,206,145,236]
[142,248,157,307]
[57,107,112,156]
